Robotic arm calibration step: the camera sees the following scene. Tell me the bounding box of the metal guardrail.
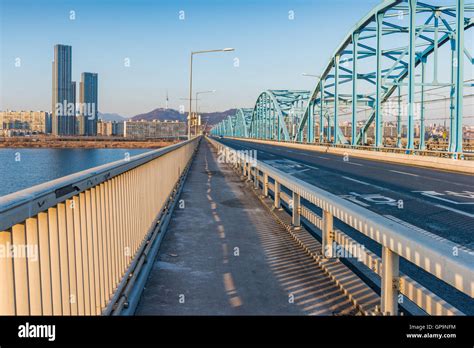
[209,137,474,316]
[0,137,200,315]
[232,137,474,160]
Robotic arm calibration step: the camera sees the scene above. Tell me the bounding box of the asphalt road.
[215,137,474,314]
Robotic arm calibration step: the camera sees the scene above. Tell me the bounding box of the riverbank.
[0,136,181,148]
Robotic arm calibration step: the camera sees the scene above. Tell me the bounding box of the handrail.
[0,137,199,231]
[0,136,200,315]
[209,137,474,315]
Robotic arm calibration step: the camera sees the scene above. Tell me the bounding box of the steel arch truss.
[249,90,311,141]
[212,1,472,154]
[211,90,312,141]
[293,0,473,153]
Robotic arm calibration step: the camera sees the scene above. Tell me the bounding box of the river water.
[0,148,151,197]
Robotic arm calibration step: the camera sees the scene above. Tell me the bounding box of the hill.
[98,112,129,122]
[131,108,237,125]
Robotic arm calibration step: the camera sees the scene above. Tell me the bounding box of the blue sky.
[1,0,382,116]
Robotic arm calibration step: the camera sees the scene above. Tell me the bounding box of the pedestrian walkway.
[136,139,359,315]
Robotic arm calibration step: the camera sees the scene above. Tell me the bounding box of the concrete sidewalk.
[136,139,357,315]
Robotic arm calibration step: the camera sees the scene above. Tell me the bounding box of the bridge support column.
[375,11,384,148]
[406,0,417,150]
[381,246,399,315]
[307,101,314,143]
[453,0,464,156]
[419,60,426,150]
[333,55,340,144]
[263,173,269,197]
[351,31,359,146]
[322,210,334,258]
[292,192,300,227]
[396,85,402,148]
[274,181,281,209]
[320,80,325,143]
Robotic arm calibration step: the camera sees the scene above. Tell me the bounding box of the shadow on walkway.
[136,139,357,315]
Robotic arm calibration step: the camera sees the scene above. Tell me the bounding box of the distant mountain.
[131,108,237,125]
[200,109,238,126]
[98,112,129,122]
[132,108,185,122]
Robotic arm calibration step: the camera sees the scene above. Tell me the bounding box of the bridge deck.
[136,140,359,315]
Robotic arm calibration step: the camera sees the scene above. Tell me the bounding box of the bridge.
[0,0,473,318]
[211,0,474,158]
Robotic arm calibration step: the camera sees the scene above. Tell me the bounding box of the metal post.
[433,11,440,83]
[375,12,384,148]
[419,60,426,150]
[320,80,325,143]
[397,85,402,148]
[334,55,340,144]
[407,0,417,150]
[274,181,281,209]
[254,167,259,189]
[453,0,464,155]
[188,53,193,140]
[381,246,400,315]
[352,32,359,146]
[292,191,300,227]
[277,110,281,141]
[449,37,456,152]
[322,210,334,258]
[307,101,314,143]
[263,173,269,197]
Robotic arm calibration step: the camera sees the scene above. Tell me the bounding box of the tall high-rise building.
[52,44,76,135]
[79,72,98,136]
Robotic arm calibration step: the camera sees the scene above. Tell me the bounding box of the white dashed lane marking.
[389,170,419,177]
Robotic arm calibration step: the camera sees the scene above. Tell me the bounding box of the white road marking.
[413,190,474,205]
[317,156,330,160]
[347,162,363,166]
[434,204,474,218]
[305,165,319,171]
[342,176,371,186]
[389,170,419,177]
[339,194,370,207]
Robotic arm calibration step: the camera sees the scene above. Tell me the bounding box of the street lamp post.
[195,90,216,135]
[188,48,234,139]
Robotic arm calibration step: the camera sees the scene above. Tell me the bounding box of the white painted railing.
[0,137,200,315]
[209,137,474,316]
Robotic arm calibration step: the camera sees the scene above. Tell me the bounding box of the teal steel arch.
[211,90,312,140]
[233,108,253,137]
[212,0,473,156]
[248,90,311,141]
[293,0,473,153]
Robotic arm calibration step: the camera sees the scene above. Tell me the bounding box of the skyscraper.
[79,72,98,136]
[52,44,76,135]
